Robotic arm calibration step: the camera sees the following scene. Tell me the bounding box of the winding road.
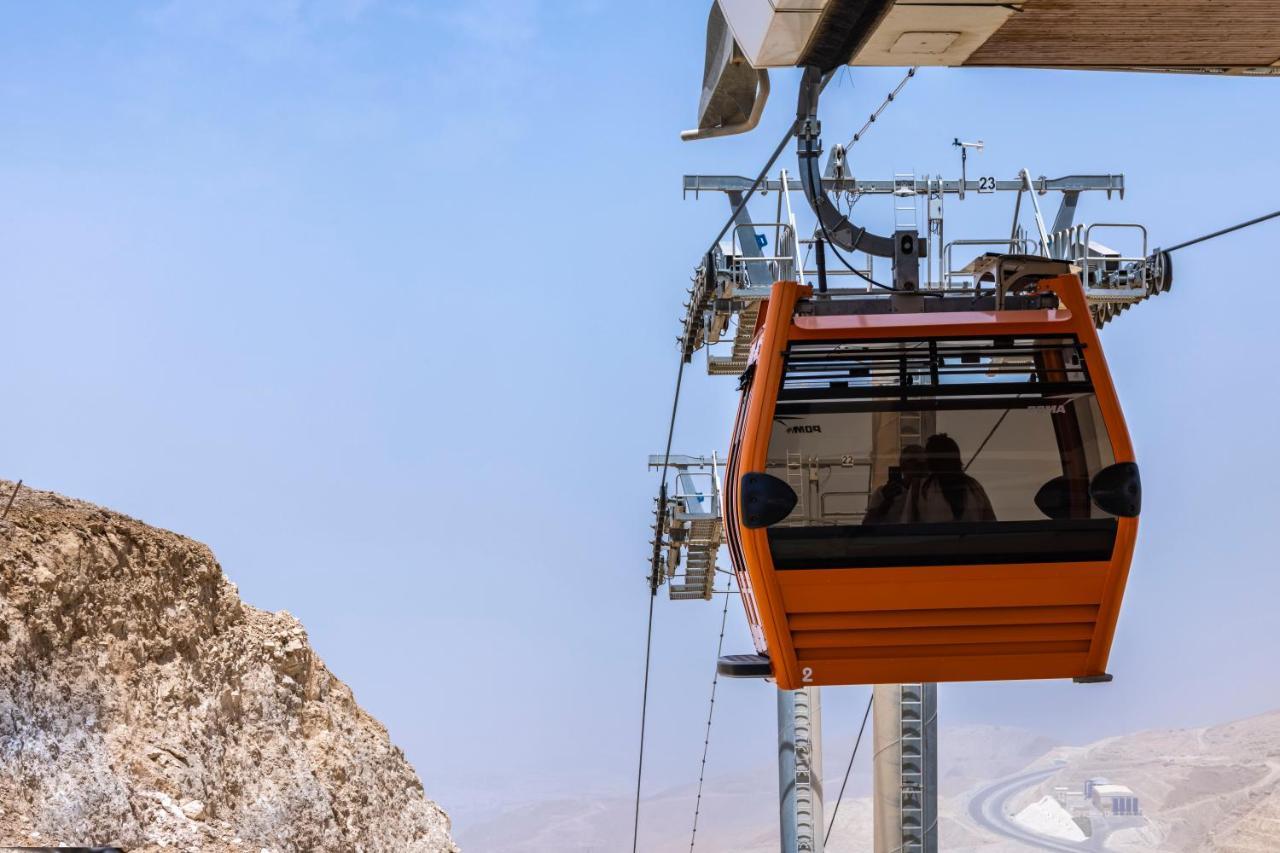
[967,764,1108,852]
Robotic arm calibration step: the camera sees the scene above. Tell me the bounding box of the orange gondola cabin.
[723,265,1141,689]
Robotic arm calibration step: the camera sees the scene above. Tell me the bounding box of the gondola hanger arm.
[795,66,895,259]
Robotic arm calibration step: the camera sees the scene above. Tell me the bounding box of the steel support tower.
[778,687,824,853]
[873,683,938,853]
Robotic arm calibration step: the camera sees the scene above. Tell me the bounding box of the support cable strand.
[631,593,658,853]
[633,353,688,853]
[638,114,816,849]
[824,694,874,845]
[833,68,917,214]
[844,67,918,151]
[965,406,1014,472]
[643,73,923,850]
[705,121,802,258]
[688,576,734,851]
[1162,207,1280,253]
[804,68,940,296]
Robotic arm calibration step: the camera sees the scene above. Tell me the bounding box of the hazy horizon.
[458,705,1280,851]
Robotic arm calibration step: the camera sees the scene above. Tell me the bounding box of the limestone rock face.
[0,481,458,853]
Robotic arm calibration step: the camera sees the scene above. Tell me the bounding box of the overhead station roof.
[719,0,1280,74]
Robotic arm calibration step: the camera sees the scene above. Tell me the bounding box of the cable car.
[723,266,1141,689]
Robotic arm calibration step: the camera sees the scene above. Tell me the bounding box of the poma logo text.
[786,424,821,434]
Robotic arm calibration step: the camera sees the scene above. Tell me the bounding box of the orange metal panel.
[732,281,808,688]
[792,308,1075,337]
[788,605,1100,631]
[790,623,1097,650]
[776,564,1110,613]
[726,275,1139,688]
[797,640,1091,661]
[792,653,1091,687]
[1044,275,1138,677]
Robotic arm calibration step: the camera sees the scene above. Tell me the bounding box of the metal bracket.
[684,174,1126,197]
[718,653,772,678]
[1073,673,1115,684]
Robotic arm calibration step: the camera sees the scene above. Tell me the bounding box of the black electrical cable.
[688,576,734,852]
[825,694,874,845]
[795,64,942,297]
[1161,207,1280,254]
[825,231,901,292]
[801,136,942,296]
[800,147,894,292]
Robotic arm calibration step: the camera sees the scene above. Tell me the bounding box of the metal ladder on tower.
[708,300,761,375]
[780,687,824,853]
[898,683,937,852]
[900,684,925,852]
[670,510,721,601]
[894,171,919,231]
[785,450,806,525]
[898,410,924,449]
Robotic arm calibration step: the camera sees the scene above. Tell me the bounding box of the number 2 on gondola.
[802,667,814,683]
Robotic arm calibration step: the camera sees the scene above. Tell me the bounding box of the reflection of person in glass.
[864,444,928,524]
[915,433,997,522]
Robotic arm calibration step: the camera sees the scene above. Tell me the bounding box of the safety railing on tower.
[647,455,724,601]
[678,169,1174,369]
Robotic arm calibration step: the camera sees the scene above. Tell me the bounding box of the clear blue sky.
[3,0,1280,840]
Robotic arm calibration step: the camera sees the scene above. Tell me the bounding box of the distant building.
[1091,783,1140,816]
[1083,777,1110,797]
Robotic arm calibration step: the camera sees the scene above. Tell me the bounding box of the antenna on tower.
[953,138,985,199]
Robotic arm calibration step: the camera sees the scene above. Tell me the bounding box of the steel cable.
[633,352,688,853]
[1161,207,1280,253]
[688,576,735,851]
[631,592,658,853]
[636,107,810,852]
[641,69,924,851]
[824,693,874,845]
[704,120,802,258]
[842,67,917,151]
[804,67,939,295]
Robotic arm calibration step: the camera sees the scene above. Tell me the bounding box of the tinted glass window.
[762,336,1119,568]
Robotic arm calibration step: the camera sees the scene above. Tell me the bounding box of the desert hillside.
[1004,710,1280,852]
[460,709,1280,852]
[0,480,457,852]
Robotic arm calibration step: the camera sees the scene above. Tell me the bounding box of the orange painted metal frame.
[726,276,1138,689]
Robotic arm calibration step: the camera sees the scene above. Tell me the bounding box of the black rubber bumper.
[718,654,773,678]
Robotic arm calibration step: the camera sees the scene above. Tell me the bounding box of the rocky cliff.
[0,480,457,852]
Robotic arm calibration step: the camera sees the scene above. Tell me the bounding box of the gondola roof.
[717,0,1280,73]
